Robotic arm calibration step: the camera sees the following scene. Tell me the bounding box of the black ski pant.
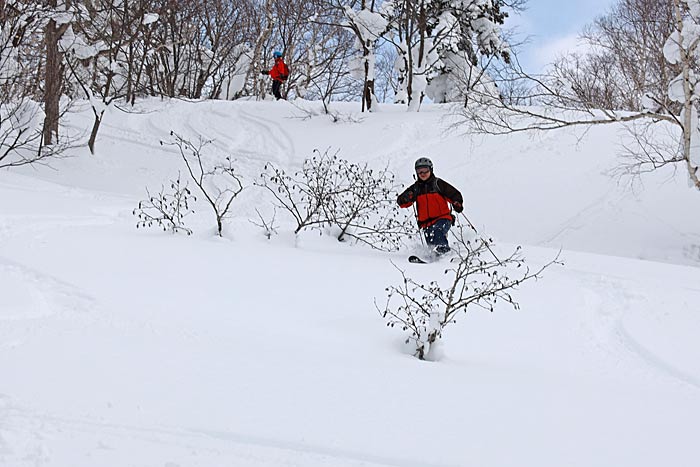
[272,80,282,100]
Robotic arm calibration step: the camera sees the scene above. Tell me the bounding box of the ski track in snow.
[0,256,97,357]
[0,407,454,467]
[231,107,295,165]
[0,398,50,467]
[578,272,700,391]
[540,187,621,245]
[614,320,700,390]
[133,102,296,182]
[194,428,457,467]
[0,256,97,320]
[378,120,443,168]
[0,191,112,350]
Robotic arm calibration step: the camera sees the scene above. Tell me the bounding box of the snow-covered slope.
[1,99,699,467]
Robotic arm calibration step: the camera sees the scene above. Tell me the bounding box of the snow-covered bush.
[161,132,244,237]
[257,149,415,250]
[134,173,195,235]
[378,226,559,360]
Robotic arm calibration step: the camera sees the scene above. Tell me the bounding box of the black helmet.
[414,157,433,171]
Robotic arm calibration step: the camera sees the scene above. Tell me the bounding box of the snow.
[59,25,102,60]
[343,7,387,106]
[8,99,43,133]
[1,99,700,467]
[344,7,388,41]
[142,13,159,25]
[690,0,700,20]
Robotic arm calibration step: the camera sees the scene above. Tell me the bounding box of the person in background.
[397,157,463,255]
[260,51,289,100]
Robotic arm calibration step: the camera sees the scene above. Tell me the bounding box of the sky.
[509,0,617,73]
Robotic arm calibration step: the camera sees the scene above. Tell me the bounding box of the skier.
[397,157,463,255]
[260,51,289,100]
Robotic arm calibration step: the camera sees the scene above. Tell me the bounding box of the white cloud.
[531,33,592,71]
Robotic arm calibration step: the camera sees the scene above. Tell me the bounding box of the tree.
[383,0,515,110]
[664,0,700,188]
[1,0,68,168]
[551,0,678,112]
[456,0,700,192]
[343,1,390,111]
[43,0,71,146]
[291,5,358,109]
[63,0,144,154]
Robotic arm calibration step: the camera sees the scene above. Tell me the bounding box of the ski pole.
[459,211,478,234]
[413,203,426,247]
[459,212,503,265]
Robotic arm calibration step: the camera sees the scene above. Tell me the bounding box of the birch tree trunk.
[673,0,700,189]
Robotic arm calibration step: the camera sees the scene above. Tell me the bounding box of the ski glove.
[397,190,416,205]
[260,70,269,75]
[452,201,463,213]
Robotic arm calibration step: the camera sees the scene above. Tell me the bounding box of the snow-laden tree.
[266,0,389,110]
[343,2,390,111]
[664,0,700,189]
[0,0,68,167]
[61,0,143,154]
[182,0,252,100]
[424,0,513,104]
[384,0,514,110]
[292,18,358,111]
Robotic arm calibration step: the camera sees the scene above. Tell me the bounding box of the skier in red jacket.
[260,51,289,100]
[397,157,463,255]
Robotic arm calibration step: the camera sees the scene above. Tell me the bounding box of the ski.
[408,250,455,264]
[408,255,430,264]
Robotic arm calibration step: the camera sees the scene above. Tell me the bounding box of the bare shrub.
[161,131,244,236]
[134,173,195,235]
[250,207,279,240]
[377,226,561,360]
[257,149,415,250]
[324,158,415,251]
[256,153,332,235]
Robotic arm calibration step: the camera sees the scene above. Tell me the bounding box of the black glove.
[260,70,269,76]
[397,190,415,205]
[453,201,463,213]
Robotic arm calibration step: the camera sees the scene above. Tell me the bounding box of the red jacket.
[397,176,463,228]
[268,58,289,82]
